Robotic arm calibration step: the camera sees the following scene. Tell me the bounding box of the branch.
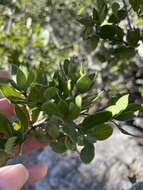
[48,25,82,50]
[122,0,132,30]
[112,120,143,138]
[24,118,62,136]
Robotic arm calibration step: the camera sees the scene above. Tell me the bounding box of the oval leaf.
[5,136,17,155]
[116,94,129,111]
[0,85,25,99]
[68,102,80,120]
[80,139,95,164]
[87,123,113,141]
[76,75,93,93]
[44,87,58,99]
[81,111,112,131]
[16,68,27,91]
[15,106,29,132]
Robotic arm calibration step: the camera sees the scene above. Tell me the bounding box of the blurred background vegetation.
[0,0,143,128]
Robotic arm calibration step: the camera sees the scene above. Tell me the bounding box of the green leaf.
[116,94,129,111]
[98,2,108,24]
[100,25,116,39]
[26,70,36,87]
[108,14,118,23]
[68,102,80,120]
[63,59,70,75]
[93,8,99,24]
[36,70,48,85]
[44,87,58,99]
[16,68,27,91]
[81,111,112,131]
[77,135,84,146]
[125,103,141,112]
[5,136,17,155]
[112,2,120,15]
[50,137,67,153]
[117,10,126,21]
[42,101,59,117]
[109,9,126,23]
[129,0,141,12]
[115,111,134,121]
[75,95,82,108]
[35,128,53,144]
[46,125,59,139]
[96,0,108,24]
[28,85,45,105]
[65,137,76,150]
[96,0,105,9]
[90,91,104,104]
[100,25,124,41]
[9,80,19,91]
[113,46,136,59]
[63,122,77,143]
[57,99,68,117]
[78,14,94,27]
[80,139,95,164]
[15,106,29,132]
[0,85,25,99]
[12,122,21,131]
[0,113,12,137]
[76,74,93,93]
[89,35,99,49]
[87,123,113,141]
[32,108,41,123]
[127,29,140,47]
[115,25,124,40]
[106,105,120,116]
[57,73,69,97]
[96,52,106,62]
[106,94,129,116]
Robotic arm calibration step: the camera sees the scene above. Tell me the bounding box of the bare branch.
[122,0,132,30]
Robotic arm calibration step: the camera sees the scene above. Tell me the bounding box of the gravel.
[8,129,143,190]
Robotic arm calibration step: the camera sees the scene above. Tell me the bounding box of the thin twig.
[33,117,47,127]
[112,120,143,138]
[23,118,48,136]
[48,25,82,50]
[24,118,62,136]
[122,0,132,30]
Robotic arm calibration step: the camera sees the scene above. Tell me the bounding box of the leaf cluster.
[0,60,142,165]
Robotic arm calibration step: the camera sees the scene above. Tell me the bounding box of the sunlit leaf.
[116,94,129,111]
[106,94,129,116]
[12,122,21,131]
[76,74,93,93]
[0,85,25,99]
[75,95,82,108]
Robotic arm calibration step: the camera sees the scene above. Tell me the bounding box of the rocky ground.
[13,128,143,190]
